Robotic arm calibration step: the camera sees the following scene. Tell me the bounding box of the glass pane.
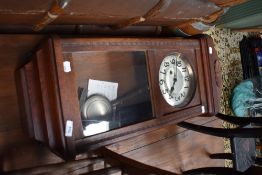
[71,51,154,136]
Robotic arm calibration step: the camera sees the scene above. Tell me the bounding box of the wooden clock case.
[16,35,220,160]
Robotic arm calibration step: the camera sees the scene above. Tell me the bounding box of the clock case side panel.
[16,38,75,160]
[23,58,49,142]
[52,36,83,158]
[15,64,35,139]
[37,38,75,159]
[199,36,221,116]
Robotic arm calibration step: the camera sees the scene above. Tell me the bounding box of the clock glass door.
[70,51,153,136]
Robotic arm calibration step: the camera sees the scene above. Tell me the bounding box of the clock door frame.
[56,37,219,154]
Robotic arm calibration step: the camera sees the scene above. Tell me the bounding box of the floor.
[0,28,246,173]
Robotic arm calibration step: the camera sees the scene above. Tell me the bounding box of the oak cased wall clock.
[158,52,196,107]
[16,36,220,160]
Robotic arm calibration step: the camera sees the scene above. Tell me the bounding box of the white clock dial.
[159,53,196,107]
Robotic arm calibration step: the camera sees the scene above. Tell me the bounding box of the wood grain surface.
[0,35,63,172]
[0,0,220,26]
[105,116,224,174]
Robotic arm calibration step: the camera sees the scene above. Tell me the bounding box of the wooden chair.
[182,166,262,175]
[178,113,262,174]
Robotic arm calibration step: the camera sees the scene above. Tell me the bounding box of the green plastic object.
[231,80,256,117]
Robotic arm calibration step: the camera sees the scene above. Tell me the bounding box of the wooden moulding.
[24,58,48,142]
[15,67,34,138]
[16,38,75,160]
[199,37,215,116]
[206,37,221,115]
[199,36,221,116]
[113,0,171,29]
[208,0,247,7]
[52,36,82,158]
[32,0,70,31]
[35,38,69,158]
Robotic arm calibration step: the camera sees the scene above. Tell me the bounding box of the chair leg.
[215,113,262,126]
[209,153,233,160]
[255,157,262,166]
[177,121,262,138]
[182,167,244,175]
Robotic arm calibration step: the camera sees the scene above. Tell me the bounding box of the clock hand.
[175,56,178,83]
[169,77,176,94]
[169,57,178,96]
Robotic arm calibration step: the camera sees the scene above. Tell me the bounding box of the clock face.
[159,53,196,107]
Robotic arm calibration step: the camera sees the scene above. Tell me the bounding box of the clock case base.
[16,35,220,160]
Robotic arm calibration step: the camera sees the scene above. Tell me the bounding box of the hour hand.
[169,86,174,96]
[169,76,177,95]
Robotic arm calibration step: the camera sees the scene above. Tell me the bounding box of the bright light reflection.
[83,121,110,136]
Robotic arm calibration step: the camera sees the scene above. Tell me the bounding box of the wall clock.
[16,36,220,160]
[159,53,196,107]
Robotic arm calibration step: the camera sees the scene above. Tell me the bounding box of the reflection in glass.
[72,51,153,136]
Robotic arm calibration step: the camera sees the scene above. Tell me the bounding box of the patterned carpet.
[205,27,248,167]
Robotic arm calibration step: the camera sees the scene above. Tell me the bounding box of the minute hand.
[169,57,178,95]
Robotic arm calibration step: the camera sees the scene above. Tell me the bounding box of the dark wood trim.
[182,167,243,175]
[52,36,80,159]
[216,113,262,125]
[178,121,262,138]
[206,36,221,114]
[35,38,68,158]
[80,166,121,175]
[4,157,104,175]
[76,105,202,152]
[209,153,233,160]
[25,58,48,142]
[113,0,172,29]
[199,37,215,115]
[61,38,200,53]
[15,67,34,138]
